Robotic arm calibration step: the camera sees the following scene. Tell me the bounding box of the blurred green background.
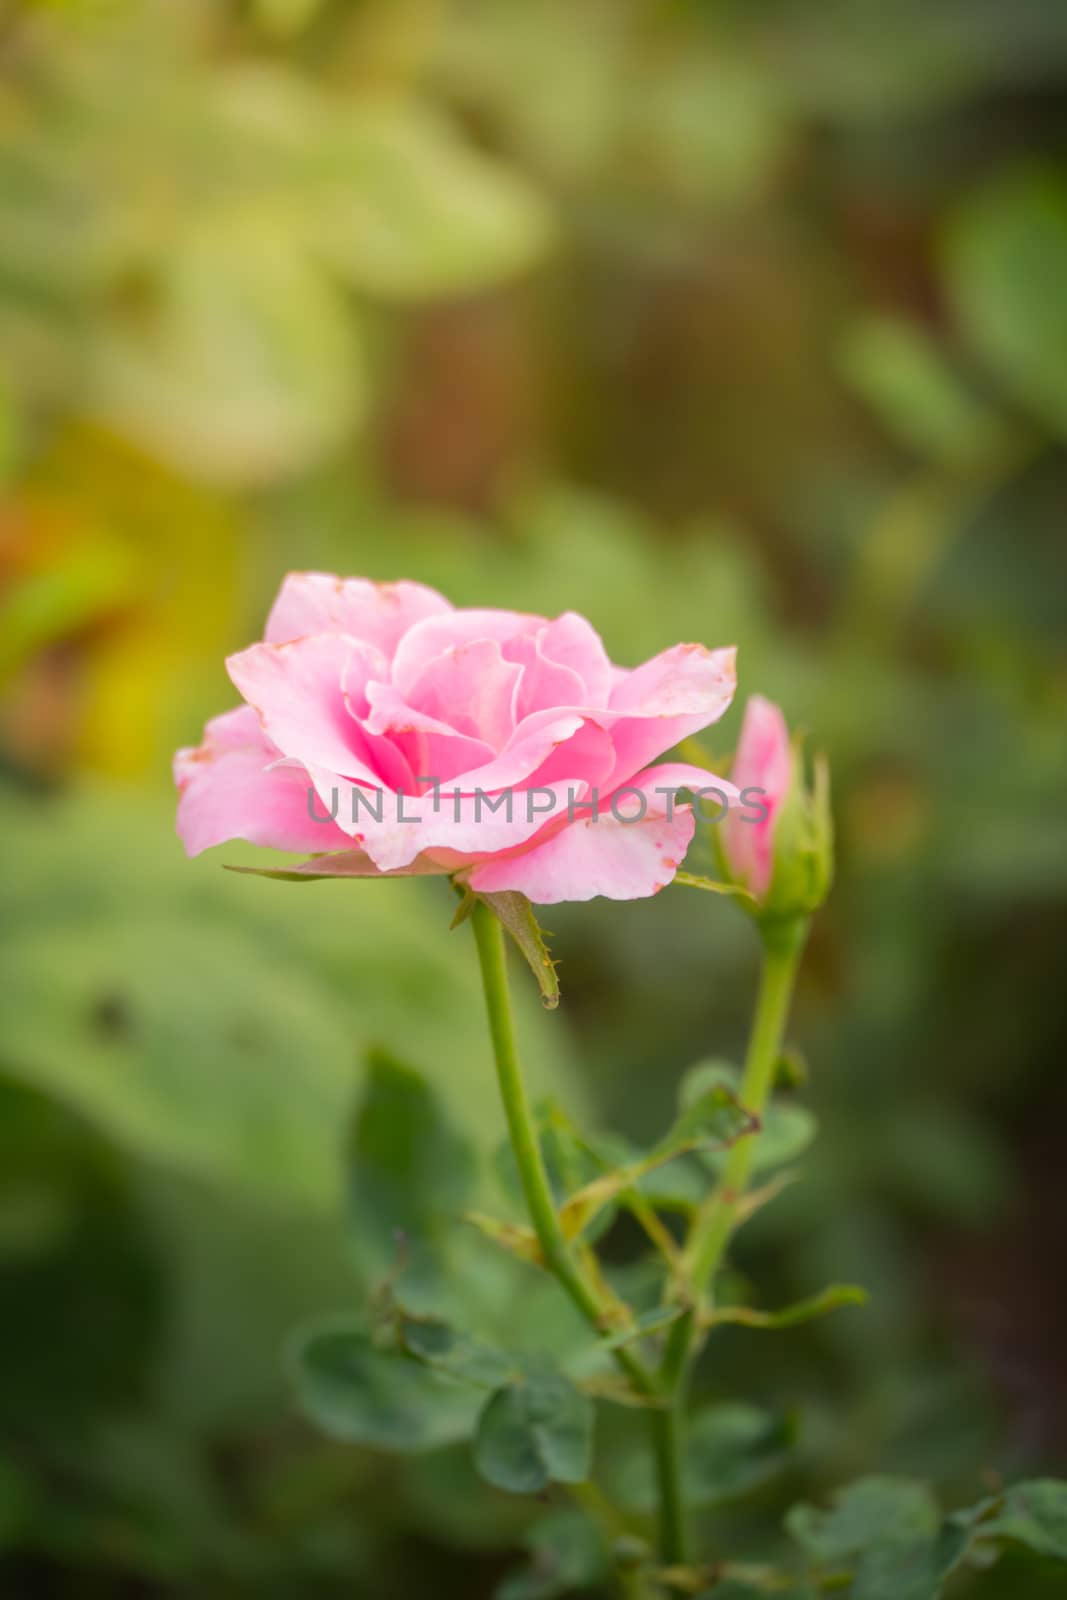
[2,0,1067,1594]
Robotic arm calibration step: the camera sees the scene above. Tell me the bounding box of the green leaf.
[787,1477,941,1563]
[557,1086,753,1239]
[982,1480,1067,1560]
[695,1585,816,1600]
[0,787,584,1215]
[463,1210,542,1265]
[495,1509,609,1600]
[655,1084,758,1160]
[615,1404,795,1512]
[839,314,1003,463]
[708,1284,868,1331]
[87,223,363,486]
[474,891,561,1009]
[599,1305,686,1351]
[474,1372,593,1494]
[224,852,445,882]
[686,1405,798,1508]
[398,1314,518,1390]
[673,871,755,901]
[288,1317,483,1453]
[307,100,554,300]
[348,1049,476,1272]
[786,1476,970,1600]
[680,1062,816,1175]
[944,168,1067,439]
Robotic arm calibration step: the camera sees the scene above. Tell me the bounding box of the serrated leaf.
[474,891,560,1008]
[288,1317,482,1453]
[707,1284,867,1332]
[474,1372,593,1494]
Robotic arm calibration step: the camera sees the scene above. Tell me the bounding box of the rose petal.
[390,609,540,698]
[265,573,451,655]
[719,694,792,896]
[175,706,351,856]
[605,644,737,787]
[227,634,388,783]
[405,638,523,749]
[467,770,698,904]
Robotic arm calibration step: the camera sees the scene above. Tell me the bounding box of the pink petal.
[264,573,451,655]
[390,609,540,698]
[606,644,737,788]
[720,695,792,897]
[227,634,388,783]
[405,638,523,749]
[311,775,583,874]
[174,707,351,857]
[363,680,496,784]
[467,776,697,904]
[509,613,613,709]
[505,628,589,724]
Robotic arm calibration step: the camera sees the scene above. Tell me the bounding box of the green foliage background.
[1,0,1066,1594]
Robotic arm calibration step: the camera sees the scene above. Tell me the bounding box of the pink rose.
[719,694,793,900]
[175,573,738,904]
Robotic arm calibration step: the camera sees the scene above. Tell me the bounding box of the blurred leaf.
[616,1404,796,1512]
[696,1586,815,1600]
[0,786,582,1212]
[599,1305,685,1351]
[840,315,1004,464]
[0,530,138,685]
[307,99,554,299]
[788,1476,940,1563]
[495,1507,608,1600]
[87,224,363,485]
[708,1284,867,1332]
[254,0,325,37]
[398,1314,518,1390]
[474,1371,593,1494]
[680,1062,817,1174]
[945,168,1067,439]
[982,1481,1067,1560]
[348,1049,476,1272]
[289,1317,482,1452]
[558,1087,752,1238]
[786,1476,973,1600]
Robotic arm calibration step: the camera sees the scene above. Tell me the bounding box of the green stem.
[686,915,808,1296]
[656,915,809,1546]
[468,902,683,1556]
[649,1396,687,1565]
